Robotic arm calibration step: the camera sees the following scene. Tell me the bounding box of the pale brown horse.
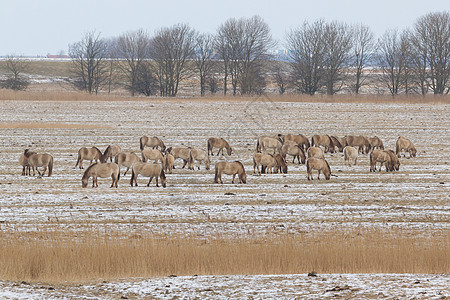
[311,135,335,153]
[114,151,141,176]
[273,154,288,174]
[386,149,401,171]
[282,134,310,150]
[306,157,331,180]
[19,150,36,175]
[281,140,306,164]
[81,162,120,188]
[25,149,53,177]
[307,146,325,159]
[368,136,384,151]
[396,136,416,158]
[343,146,358,166]
[345,135,371,154]
[214,161,247,184]
[141,148,166,168]
[207,137,232,156]
[166,147,193,169]
[253,153,278,175]
[256,136,283,154]
[164,153,175,174]
[130,162,166,188]
[370,149,393,172]
[140,136,166,151]
[189,148,211,170]
[103,145,122,162]
[75,147,105,169]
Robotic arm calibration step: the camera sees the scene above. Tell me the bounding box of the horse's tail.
[256,138,261,153]
[214,165,219,183]
[130,168,135,186]
[140,137,145,151]
[75,151,81,168]
[188,150,194,169]
[311,136,315,147]
[207,138,212,155]
[117,167,120,181]
[48,155,53,177]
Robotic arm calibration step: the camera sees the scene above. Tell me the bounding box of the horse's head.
[227,147,232,156]
[240,171,247,184]
[81,178,88,188]
[411,147,417,157]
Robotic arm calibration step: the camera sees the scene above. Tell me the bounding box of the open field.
[0,97,449,297]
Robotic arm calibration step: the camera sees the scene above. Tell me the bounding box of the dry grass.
[0,229,448,284]
[0,122,112,129]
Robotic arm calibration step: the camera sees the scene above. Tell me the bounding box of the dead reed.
[0,228,448,283]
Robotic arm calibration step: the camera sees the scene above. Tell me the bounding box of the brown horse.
[214,161,247,184]
[343,146,358,166]
[130,162,166,188]
[368,136,384,151]
[273,154,288,174]
[75,147,105,169]
[103,145,122,162]
[330,136,344,152]
[386,149,401,171]
[345,135,371,154]
[19,150,36,175]
[307,146,325,159]
[140,136,166,151]
[114,151,141,176]
[24,149,53,177]
[81,162,120,188]
[166,147,193,169]
[311,135,335,153]
[207,137,232,156]
[396,136,416,158]
[281,140,306,164]
[282,134,310,150]
[370,149,393,172]
[306,157,331,180]
[253,153,278,175]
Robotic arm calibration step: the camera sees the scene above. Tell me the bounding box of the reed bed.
[0,228,448,283]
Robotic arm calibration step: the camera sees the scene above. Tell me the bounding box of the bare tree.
[193,33,215,96]
[150,24,197,97]
[286,20,326,95]
[115,29,151,96]
[69,31,108,94]
[1,55,30,90]
[271,62,290,94]
[351,24,375,94]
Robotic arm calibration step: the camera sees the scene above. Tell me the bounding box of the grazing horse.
[306,157,331,180]
[130,162,166,188]
[141,148,166,168]
[114,151,141,176]
[330,136,344,152]
[368,136,384,151]
[207,137,232,156]
[164,153,175,174]
[75,147,105,169]
[282,134,310,151]
[103,145,122,162]
[81,162,120,188]
[214,161,247,184]
[273,154,288,174]
[343,146,358,166]
[396,136,416,158]
[189,148,210,170]
[25,149,53,177]
[256,136,283,154]
[345,135,371,154]
[19,150,36,175]
[311,135,335,153]
[253,153,278,175]
[166,147,193,169]
[307,146,325,159]
[281,140,306,164]
[386,149,401,171]
[140,136,166,151]
[370,149,393,172]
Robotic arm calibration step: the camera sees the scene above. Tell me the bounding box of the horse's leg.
[182,160,187,169]
[147,177,153,187]
[216,148,221,156]
[317,170,321,180]
[232,174,236,184]
[124,167,130,176]
[155,177,159,187]
[110,174,114,188]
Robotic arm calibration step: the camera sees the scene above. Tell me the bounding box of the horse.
[345,135,371,154]
[207,137,232,156]
[311,135,335,153]
[19,150,36,175]
[281,140,306,164]
[164,153,175,174]
[141,148,166,169]
[166,147,193,169]
[306,157,331,180]
[368,136,384,151]
[81,162,120,188]
[370,149,393,172]
[214,161,247,184]
[253,153,278,175]
[24,149,53,177]
[103,145,122,162]
[386,149,401,171]
[140,136,166,151]
[396,136,416,158]
[130,162,166,188]
[282,134,310,151]
[343,146,358,166]
[256,136,283,154]
[330,136,344,152]
[75,147,105,169]
[307,146,325,159]
[273,154,288,174]
[114,151,141,176]
[189,148,210,170]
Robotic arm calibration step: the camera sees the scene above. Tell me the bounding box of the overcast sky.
[1,0,448,56]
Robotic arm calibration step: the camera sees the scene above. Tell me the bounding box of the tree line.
[2,12,450,97]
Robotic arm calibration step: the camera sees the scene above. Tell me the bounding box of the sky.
[1,0,448,56]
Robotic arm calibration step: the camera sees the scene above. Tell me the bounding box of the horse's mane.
[82,163,98,179]
[234,161,245,169]
[103,145,111,156]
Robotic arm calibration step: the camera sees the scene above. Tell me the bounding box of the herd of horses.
[18,134,417,188]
